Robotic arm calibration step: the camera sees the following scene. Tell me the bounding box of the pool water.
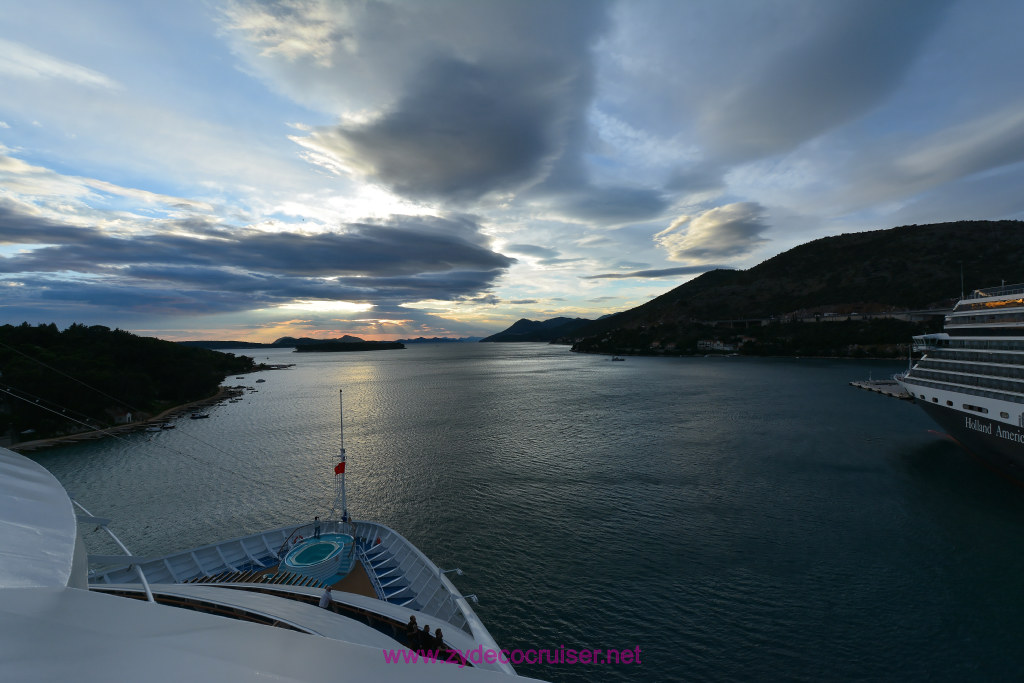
[283,533,354,576]
[293,541,340,564]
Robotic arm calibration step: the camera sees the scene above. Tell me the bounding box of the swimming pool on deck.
[283,533,356,584]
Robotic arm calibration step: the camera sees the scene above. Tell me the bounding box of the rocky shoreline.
[8,385,242,454]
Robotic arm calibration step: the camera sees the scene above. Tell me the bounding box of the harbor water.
[30,344,1024,682]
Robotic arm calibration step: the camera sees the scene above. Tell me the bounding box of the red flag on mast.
[334,461,345,475]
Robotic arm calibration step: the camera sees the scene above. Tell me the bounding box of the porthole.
[947,401,953,406]
[1001,412,1010,419]
[932,397,938,403]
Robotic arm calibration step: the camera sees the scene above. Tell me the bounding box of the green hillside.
[0,323,255,441]
[569,220,1024,356]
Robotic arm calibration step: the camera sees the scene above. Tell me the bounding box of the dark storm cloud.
[701,0,954,163]
[11,275,260,316]
[301,57,578,201]
[0,201,94,243]
[0,213,512,277]
[280,0,614,207]
[583,265,719,280]
[0,207,515,315]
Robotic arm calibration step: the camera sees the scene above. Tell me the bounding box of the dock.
[849,379,913,401]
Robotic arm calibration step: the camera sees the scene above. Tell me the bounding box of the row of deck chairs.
[187,569,324,588]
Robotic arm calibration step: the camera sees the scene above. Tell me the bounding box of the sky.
[2,0,1024,342]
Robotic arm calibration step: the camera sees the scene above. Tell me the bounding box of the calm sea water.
[30,344,1024,682]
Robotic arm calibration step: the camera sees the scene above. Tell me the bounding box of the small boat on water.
[611,356,625,361]
[0,390,532,680]
[256,378,266,383]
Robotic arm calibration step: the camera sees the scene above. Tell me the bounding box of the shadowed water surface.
[31,344,1024,682]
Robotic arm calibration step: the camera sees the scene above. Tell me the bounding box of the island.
[293,341,405,352]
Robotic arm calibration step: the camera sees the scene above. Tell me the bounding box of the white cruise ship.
[896,283,1024,477]
[0,390,544,682]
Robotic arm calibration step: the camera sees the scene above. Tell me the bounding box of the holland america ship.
[896,283,1024,476]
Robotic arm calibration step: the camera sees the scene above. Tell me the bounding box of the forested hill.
[0,323,254,440]
[578,220,1024,334]
[569,220,1024,356]
[480,317,594,342]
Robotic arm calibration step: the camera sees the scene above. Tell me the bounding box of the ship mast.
[332,389,348,523]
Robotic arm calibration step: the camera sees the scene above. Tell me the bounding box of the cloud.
[868,105,1024,203]
[294,57,574,201]
[747,102,1024,220]
[583,265,720,280]
[0,205,515,315]
[0,200,94,244]
[504,244,561,259]
[655,202,769,263]
[554,185,668,225]
[599,0,953,172]
[220,0,343,67]
[223,0,614,204]
[698,0,953,163]
[0,38,120,89]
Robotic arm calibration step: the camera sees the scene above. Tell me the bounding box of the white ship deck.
[0,446,538,682]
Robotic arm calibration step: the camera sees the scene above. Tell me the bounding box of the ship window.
[947,401,953,406]
[932,397,938,403]
[1002,412,1010,418]
[919,394,926,399]
[963,404,989,414]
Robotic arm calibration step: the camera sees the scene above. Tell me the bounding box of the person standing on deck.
[405,615,418,646]
[314,516,321,539]
[319,586,332,609]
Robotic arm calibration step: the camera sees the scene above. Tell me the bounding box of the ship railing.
[911,333,948,353]
[358,543,388,600]
[967,284,1024,299]
[276,523,316,557]
[76,499,155,603]
[276,519,358,557]
[352,519,515,676]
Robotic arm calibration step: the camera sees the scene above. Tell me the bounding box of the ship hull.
[915,399,1024,477]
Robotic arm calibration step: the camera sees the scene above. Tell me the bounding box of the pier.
[849,379,913,401]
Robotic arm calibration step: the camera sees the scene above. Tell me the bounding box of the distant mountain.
[569,220,1024,357]
[275,335,365,346]
[480,317,594,342]
[397,336,483,343]
[293,341,404,352]
[178,340,275,349]
[179,335,365,350]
